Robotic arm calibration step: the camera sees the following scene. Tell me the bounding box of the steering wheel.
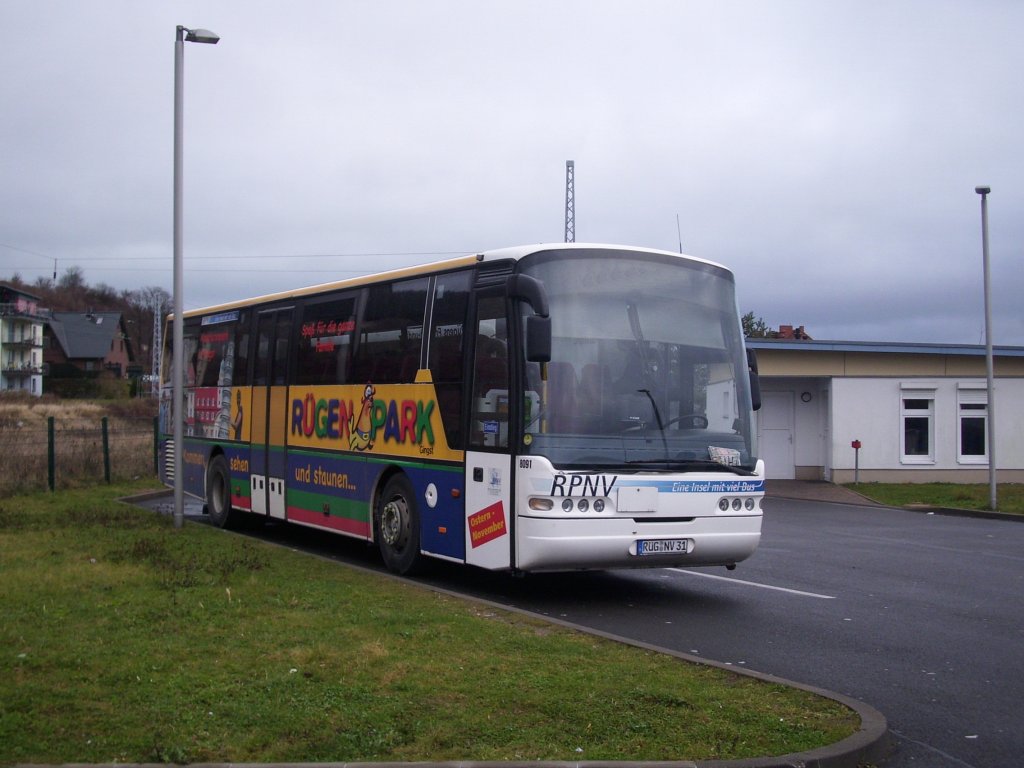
[662,414,709,429]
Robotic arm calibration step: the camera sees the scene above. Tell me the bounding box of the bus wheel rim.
[381,496,408,548]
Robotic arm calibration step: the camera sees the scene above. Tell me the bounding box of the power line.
[0,242,54,261]
[2,265,414,274]
[3,249,470,263]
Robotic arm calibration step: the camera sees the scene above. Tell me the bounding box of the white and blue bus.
[160,243,764,574]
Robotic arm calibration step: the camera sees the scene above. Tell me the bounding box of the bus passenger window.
[272,313,291,386]
[296,294,357,385]
[353,278,429,384]
[196,323,235,388]
[253,314,273,386]
[233,317,250,387]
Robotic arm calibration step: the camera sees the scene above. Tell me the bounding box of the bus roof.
[178,243,728,320]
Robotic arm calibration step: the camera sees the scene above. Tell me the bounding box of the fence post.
[153,416,159,475]
[101,417,111,483]
[47,416,55,492]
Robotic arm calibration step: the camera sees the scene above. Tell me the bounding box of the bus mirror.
[746,346,759,373]
[747,348,761,411]
[526,315,551,363]
[506,274,550,317]
[508,273,551,362]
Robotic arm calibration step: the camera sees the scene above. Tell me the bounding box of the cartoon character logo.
[349,382,376,451]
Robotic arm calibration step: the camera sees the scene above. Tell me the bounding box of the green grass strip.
[847,482,1024,514]
[0,480,857,764]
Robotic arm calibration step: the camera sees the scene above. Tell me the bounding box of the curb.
[769,486,1024,523]
[430,599,892,768]
[903,503,1024,523]
[118,488,175,504]
[112,491,891,768]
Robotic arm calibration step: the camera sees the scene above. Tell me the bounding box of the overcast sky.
[2,1,1021,345]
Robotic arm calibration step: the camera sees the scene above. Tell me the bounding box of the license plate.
[636,538,689,555]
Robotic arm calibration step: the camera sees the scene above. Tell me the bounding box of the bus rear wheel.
[376,474,423,575]
[206,454,236,529]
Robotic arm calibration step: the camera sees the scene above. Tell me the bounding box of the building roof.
[0,282,42,302]
[746,338,1024,358]
[48,312,125,359]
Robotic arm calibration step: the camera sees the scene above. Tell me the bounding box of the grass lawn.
[0,481,858,764]
[846,482,1024,515]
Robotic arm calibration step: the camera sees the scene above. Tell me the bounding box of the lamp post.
[173,25,219,529]
[975,186,997,511]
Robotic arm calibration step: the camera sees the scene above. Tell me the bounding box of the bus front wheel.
[206,454,236,529]
[376,474,423,575]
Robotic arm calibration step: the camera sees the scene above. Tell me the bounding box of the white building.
[749,339,1024,483]
[0,283,47,396]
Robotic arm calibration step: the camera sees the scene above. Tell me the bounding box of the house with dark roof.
[45,312,134,379]
[747,337,1024,483]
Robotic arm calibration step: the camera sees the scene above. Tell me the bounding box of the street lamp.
[173,25,219,529]
[975,186,997,511]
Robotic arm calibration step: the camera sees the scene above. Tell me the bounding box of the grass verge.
[846,482,1024,515]
[1,481,857,764]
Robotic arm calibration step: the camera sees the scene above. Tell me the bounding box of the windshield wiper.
[624,458,757,476]
[675,459,757,476]
[636,388,668,455]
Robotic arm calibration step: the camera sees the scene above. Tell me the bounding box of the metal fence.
[1,416,158,494]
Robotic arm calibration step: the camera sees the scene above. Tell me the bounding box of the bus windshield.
[519,249,757,472]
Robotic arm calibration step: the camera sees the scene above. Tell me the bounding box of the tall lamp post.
[173,25,219,529]
[975,186,997,511]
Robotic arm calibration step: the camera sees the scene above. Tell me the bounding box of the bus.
[159,243,764,574]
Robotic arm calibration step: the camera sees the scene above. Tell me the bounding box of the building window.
[901,391,934,464]
[958,386,988,464]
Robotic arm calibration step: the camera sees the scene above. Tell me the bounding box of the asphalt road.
[422,499,1024,768]
[149,494,1024,768]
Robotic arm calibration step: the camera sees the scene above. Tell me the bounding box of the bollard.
[47,416,55,492]
[101,417,111,484]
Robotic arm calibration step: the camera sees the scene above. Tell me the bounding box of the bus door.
[464,291,513,569]
[250,307,293,519]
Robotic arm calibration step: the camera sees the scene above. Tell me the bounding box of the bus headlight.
[562,498,574,512]
[719,496,759,512]
[593,498,605,512]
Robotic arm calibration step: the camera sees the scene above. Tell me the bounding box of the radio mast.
[564,160,575,243]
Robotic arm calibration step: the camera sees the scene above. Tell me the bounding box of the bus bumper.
[514,514,762,572]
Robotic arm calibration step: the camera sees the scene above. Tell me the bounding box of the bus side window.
[233,314,250,387]
[428,270,471,449]
[353,278,429,384]
[197,323,235,388]
[296,294,357,385]
[182,328,199,388]
[253,315,272,386]
[272,313,291,386]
